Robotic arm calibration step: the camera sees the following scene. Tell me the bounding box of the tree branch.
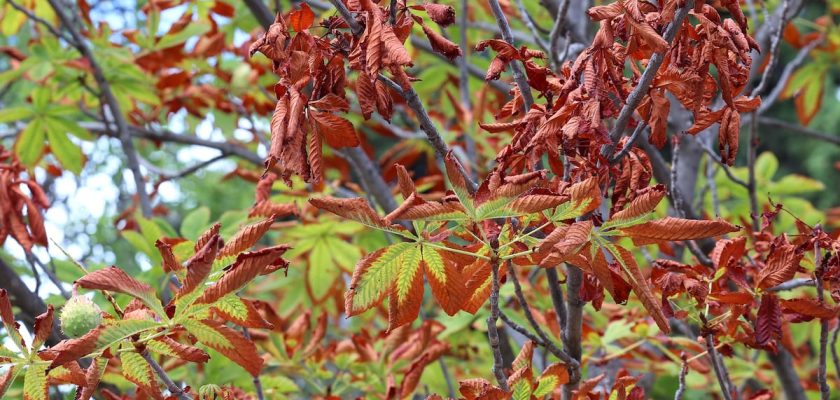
[487,258,510,390]
[0,257,64,346]
[46,0,152,218]
[606,0,694,144]
[508,263,579,378]
[756,117,840,147]
[141,350,192,400]
[487,0,534,109]
[704,332,735,400]
[562,264,584,398]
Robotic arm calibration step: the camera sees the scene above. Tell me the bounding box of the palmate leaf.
[345,241,469,331]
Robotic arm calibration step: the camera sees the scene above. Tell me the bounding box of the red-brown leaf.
[310,110,360,148]
[755,294,782,347]
[619,217,740,244]
[196,245,290,305]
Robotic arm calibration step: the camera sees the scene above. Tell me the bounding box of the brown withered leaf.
[196,245,290,305]
[309,110,360,148]
[610,184,666,222]
[177,234,222,298]
[755,238,803,290]
[218,216,274,258]
[420,22,461,60]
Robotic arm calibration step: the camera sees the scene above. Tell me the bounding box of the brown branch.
[547,0,570,68]
[767,350,807,400]
[814,229,830,400]
[606,0,694,144]
[0,257,65,346]
[756,117,840,147]
[487,0,534,109]
[704,332,735,400]
[141,350,192,400]
[674,355,689,400]
[46,0,152,218]
[487,257,510,391]
[507,263,579,378]
[562,264,584,399]
[241,328,266,400]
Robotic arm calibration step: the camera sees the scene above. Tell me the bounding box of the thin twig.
[609,123,647,164]
[767,278,815,292]
[513,0,549,52]
[487,0,534,109]
[813,227,830,400]
[6,0,76,43]
[747,111,760,229]
[674,355,688,400]
[141,350,192,400]
[327,0,363,34]
[46,0,152,217]
[606,0,695,144]
[378,75,478,192]
[562,264,584,399]
[832,323,840,382]
[508,264,578,375]
[548,0,570,68]
[438,358,456,398]
[750,0,789,97]
[704,332,735,400]
[341,147,399,213]
[545,267,568,344]
[756,117,840,147]
[698,141,749,188]
[241,328,266,400]
[757,36,823,114]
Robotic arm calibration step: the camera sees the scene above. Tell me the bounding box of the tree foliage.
[0,0,839,399]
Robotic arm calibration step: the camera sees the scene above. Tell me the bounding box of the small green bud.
[59,296,102,338]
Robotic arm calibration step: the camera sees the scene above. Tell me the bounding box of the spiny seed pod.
[59,296,102,338]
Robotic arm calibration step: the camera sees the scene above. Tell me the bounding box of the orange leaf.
[619,217,739,245]
[288,3,315,31]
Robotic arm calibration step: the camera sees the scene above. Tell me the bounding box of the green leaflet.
[182,319,232,349]
[22,363,47,400]
[349,242,413,313]
[120,351,154,388]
